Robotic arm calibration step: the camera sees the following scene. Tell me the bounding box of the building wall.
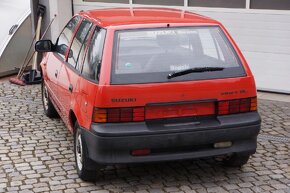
[36,0,73,42]
[194,10,290,94]
[46,0,290,93]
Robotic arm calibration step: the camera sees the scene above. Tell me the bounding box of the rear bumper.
[82,112,261,165]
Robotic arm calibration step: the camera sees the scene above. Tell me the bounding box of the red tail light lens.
[93,107,145,123]
[229,99,240,114]
[218,101,229,115]
[133,107,145,121]
[218,97,257,116]
[240,98,251,112]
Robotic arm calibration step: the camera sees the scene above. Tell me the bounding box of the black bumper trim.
[82,112,261,164]
[90,112,261,137]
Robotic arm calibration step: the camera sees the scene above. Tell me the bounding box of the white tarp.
[0,0,31,57]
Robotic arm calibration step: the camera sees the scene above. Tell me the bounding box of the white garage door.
[73,0,290,94]
[195,10,290,94]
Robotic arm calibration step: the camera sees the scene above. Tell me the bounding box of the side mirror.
[35,40,53,52]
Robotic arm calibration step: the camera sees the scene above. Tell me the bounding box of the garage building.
[32,0,290,94]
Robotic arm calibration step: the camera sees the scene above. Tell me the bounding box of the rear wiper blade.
[167,67,224,79]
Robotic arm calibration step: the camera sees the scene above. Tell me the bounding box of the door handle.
[55,70,58,78]
[69,84,73,93]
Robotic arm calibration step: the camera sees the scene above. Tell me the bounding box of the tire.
[223,154,251,167]
[41,80,59,118]
[74,122,100,182]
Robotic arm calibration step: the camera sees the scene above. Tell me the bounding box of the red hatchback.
[36,8,261,181]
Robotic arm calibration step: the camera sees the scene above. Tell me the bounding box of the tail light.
[93,97,257,123]
[93,107,145,123]
[218,97,257,115]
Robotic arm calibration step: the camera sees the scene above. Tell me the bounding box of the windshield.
[111,26,245,84]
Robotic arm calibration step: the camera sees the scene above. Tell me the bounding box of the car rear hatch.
[92,25,257,124]
[93,76,257,125]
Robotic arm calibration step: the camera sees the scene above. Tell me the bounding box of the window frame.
[250,0,290,10]
[67,18,93,70]
[188,0,246,9]
[133,0,183,6]
[55,15,81,61]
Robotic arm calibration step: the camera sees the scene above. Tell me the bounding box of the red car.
[36,8,261,181]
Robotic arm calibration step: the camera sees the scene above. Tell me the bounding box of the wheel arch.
[69,110,78,134]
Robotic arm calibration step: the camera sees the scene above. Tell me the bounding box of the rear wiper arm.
[167,67,224,79]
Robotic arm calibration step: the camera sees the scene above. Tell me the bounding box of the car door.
[79,26,106,129]
[46,16,81,115]
[57,19,93,126]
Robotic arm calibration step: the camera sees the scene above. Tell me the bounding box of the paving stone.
[0,82,290,193]
[91,191,110,193]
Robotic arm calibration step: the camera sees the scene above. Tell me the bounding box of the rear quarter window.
[82,27,106,81]
[111,26,245,84]
[67,19,93,69]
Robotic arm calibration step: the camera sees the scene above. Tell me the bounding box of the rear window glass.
[111,26,245,84]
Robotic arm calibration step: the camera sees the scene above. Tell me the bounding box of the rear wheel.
[74,122,101,182]
[41,80,58,118]
[222,154,251,167]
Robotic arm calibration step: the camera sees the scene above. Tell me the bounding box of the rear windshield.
[111,26,245,84]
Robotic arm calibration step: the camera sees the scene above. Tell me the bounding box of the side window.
[75,25,94,72]
[82,28,106,81]
[67,19,92,69]
[56,16,80,60]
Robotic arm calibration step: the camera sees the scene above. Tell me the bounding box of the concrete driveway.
[0,82,289,193]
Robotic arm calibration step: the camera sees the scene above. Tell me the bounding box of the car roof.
[79,7,219,28]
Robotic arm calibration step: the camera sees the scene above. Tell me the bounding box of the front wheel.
[74,123,101,182]
[222,154,251,167]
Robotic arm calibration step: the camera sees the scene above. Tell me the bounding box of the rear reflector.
[146,102,215,120]
[214,141,232,148]
[218,97,257,115]
[131,149,151,156]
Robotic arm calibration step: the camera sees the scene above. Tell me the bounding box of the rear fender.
[69,99,84,133]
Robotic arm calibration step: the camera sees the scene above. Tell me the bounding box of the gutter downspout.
[71,0,75,15]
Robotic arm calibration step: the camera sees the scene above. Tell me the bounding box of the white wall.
[40,0,72,42]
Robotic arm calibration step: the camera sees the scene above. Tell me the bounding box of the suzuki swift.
[35,8,261,181]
